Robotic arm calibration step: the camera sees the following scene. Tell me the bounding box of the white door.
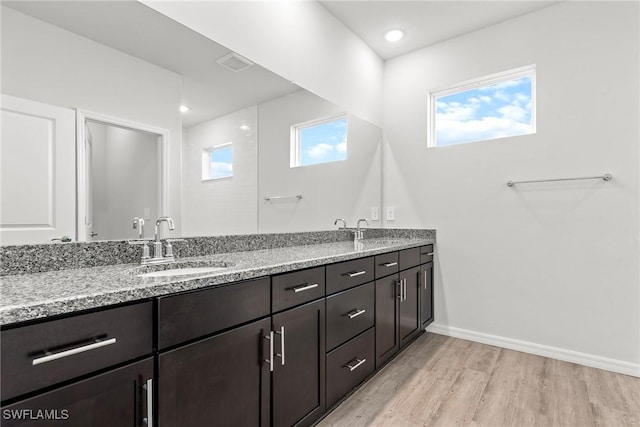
[84,124,95,240]
[0,95,76,245]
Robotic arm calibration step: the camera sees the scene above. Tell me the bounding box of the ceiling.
[3,1,299,127]
[5,1,560,126]
[319,1,560,60]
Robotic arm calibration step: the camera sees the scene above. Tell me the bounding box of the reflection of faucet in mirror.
[334,218,347,229]
[132,217,145,239]
[355,219,369,241]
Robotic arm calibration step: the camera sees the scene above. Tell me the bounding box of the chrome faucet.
[334,218,347,229]
[152,217,176,262]
[355,218,369,241]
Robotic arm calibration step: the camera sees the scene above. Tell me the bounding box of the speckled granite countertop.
[0,237,434,326]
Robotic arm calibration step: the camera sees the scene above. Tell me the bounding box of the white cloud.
[436,116,531,146]
[210,161,232,179]
[336,141,347,154]
[307,142,334,160]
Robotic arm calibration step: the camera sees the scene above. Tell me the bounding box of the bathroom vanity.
[0,232,434,426]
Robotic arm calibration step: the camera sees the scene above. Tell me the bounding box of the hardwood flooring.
[317,333,640,427]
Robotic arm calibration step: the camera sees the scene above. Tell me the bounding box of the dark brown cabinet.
[399,266,421,347]
[158,318,271,427]
[375,274,399,368]
[420,261,434,328]
[2,358,153,427]
[375,252,426,368]
[271,299,325,427]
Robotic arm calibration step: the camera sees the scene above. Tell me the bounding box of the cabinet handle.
[344,358,367,371]
[346,271,366,278]
[142,378,153,426]
[275,326,285,366]
[422,252,434,256]
[424,271,428,290]
[396,280,402,300]
[382,262,397,267]
[346,308,366,319]
[32,337,116,366]
[290,283,318,293]
[264,331,274,372]
[403,278,407,302]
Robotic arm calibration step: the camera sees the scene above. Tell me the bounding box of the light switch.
[371,206,379,221]
[386,207,395,221]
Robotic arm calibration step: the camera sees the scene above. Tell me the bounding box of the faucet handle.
[132,217,145,239]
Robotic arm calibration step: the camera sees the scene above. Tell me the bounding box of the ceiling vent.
[216,53,254,72]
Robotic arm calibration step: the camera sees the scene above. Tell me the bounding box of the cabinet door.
[158,318,271,427]
[375,275,399,368]
[399,266,421,347]
[272,299,325,427]
[420,262,434,328]
[1,358,153,427]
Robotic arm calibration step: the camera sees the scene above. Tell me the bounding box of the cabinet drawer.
[272,266,325,312]
[399,247,421,271]
[158,277,270,350]
[326,328,375,408]
[326,282,374,351]
[326,257,374,295]
[1,302,152,401]
[420,244,434,264]
[2,358,154,427]
[374,252,399,278]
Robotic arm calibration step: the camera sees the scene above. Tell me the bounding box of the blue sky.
[299,117,347,166]
[435,76,533,146]
[209,145,233,179]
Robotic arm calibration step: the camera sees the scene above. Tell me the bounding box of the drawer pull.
[264,331,274,372]
[290,283,319,293]
[346,308,366,319]
[346,271,366,278]
[275,326,285,366]
[422,252,434,256]
[344,358,367,372]
[382,262,397,267]
[142,378,153,426]
[32,337,117,366]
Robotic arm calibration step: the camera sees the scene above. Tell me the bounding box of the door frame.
[76,110,169,242]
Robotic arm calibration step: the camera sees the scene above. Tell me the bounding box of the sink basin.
[137,266,228,278]
[133,259,233,278]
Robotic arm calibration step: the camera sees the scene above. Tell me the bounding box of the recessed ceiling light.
[384,29,404,42]
[180,105,190,113]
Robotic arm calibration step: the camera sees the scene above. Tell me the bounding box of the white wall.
[1,6,183,237]
[182,106,258,236]
[258,90,381,233]
[383,1,639,373]
[141,0,384,127]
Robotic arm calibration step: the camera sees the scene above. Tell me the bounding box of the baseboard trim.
[426,323,640,378]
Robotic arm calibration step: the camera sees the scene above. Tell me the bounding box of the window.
[202,143,233,180]
[290,115,347,167]
[429,65,536,147]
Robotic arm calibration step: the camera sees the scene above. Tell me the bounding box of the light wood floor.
[317,333,640,427]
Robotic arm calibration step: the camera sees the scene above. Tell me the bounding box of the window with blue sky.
[431,66,535,147]
[202,143,233,180]
[291,115,347,167]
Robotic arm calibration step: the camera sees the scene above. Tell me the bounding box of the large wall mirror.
[0,1,382,245]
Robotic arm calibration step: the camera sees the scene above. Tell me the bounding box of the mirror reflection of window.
[290,115,348,167]
[202,143,233,180]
